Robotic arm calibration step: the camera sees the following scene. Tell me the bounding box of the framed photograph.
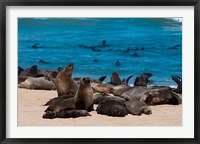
[0,0,199,143]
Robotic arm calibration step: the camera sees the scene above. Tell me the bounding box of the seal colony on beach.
[18,64,182,119]
[28,63,183,119]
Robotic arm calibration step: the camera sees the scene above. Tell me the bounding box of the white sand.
[18,88,182,126]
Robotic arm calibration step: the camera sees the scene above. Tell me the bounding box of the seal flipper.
[125,74,134,84]
[98,76,106,82]
[171,76,182,94]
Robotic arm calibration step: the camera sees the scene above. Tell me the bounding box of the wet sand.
[18,88,182,126]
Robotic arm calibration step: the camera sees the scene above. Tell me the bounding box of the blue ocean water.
[18,18,182,86]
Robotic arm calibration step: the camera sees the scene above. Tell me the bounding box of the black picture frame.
[0,0,200,144]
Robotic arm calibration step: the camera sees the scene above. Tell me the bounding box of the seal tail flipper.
[125,74,134,84]
[98,76,106,82]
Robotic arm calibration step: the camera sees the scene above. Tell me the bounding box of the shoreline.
[18,88,182,126]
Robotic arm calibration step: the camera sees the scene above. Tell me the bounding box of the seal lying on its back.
[43,109,91,119]
[52,63,78,96]
[18,77,56,90]
[44,77,94,113]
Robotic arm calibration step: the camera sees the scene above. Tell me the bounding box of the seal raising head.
[75,77,94,112]
[53,63,78,96]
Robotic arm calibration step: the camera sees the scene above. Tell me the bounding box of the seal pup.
[134,73,153,87]
[44,77,94,112]
[52,63,78,96]
[124,100,152,116]
[43,109,91,119]
[140,89,182,105]
[18,77,56,90]
[96,99,128,117]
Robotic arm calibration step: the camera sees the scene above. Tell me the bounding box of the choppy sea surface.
[18,18,182,86]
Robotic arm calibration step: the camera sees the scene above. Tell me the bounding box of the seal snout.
[83,77,91,83]
[68,63,74,68]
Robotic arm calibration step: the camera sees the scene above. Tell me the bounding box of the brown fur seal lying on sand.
[43,109,91,119]
[140,89,182,105]
[96,99,128,117]
[125,100,152,115]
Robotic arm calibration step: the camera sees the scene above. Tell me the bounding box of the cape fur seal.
[18,77,56,90]
[44,77,94,113]
[43,109,91,119]
[52,63,78,96]
[124,100,152,115]
[75,77,94,111]
[96,99,128,117]
[110,72,122,85]
[140,89,182,105]
[134,73,153,87]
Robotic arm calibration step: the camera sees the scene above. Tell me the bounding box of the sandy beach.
[18,88,182,126]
